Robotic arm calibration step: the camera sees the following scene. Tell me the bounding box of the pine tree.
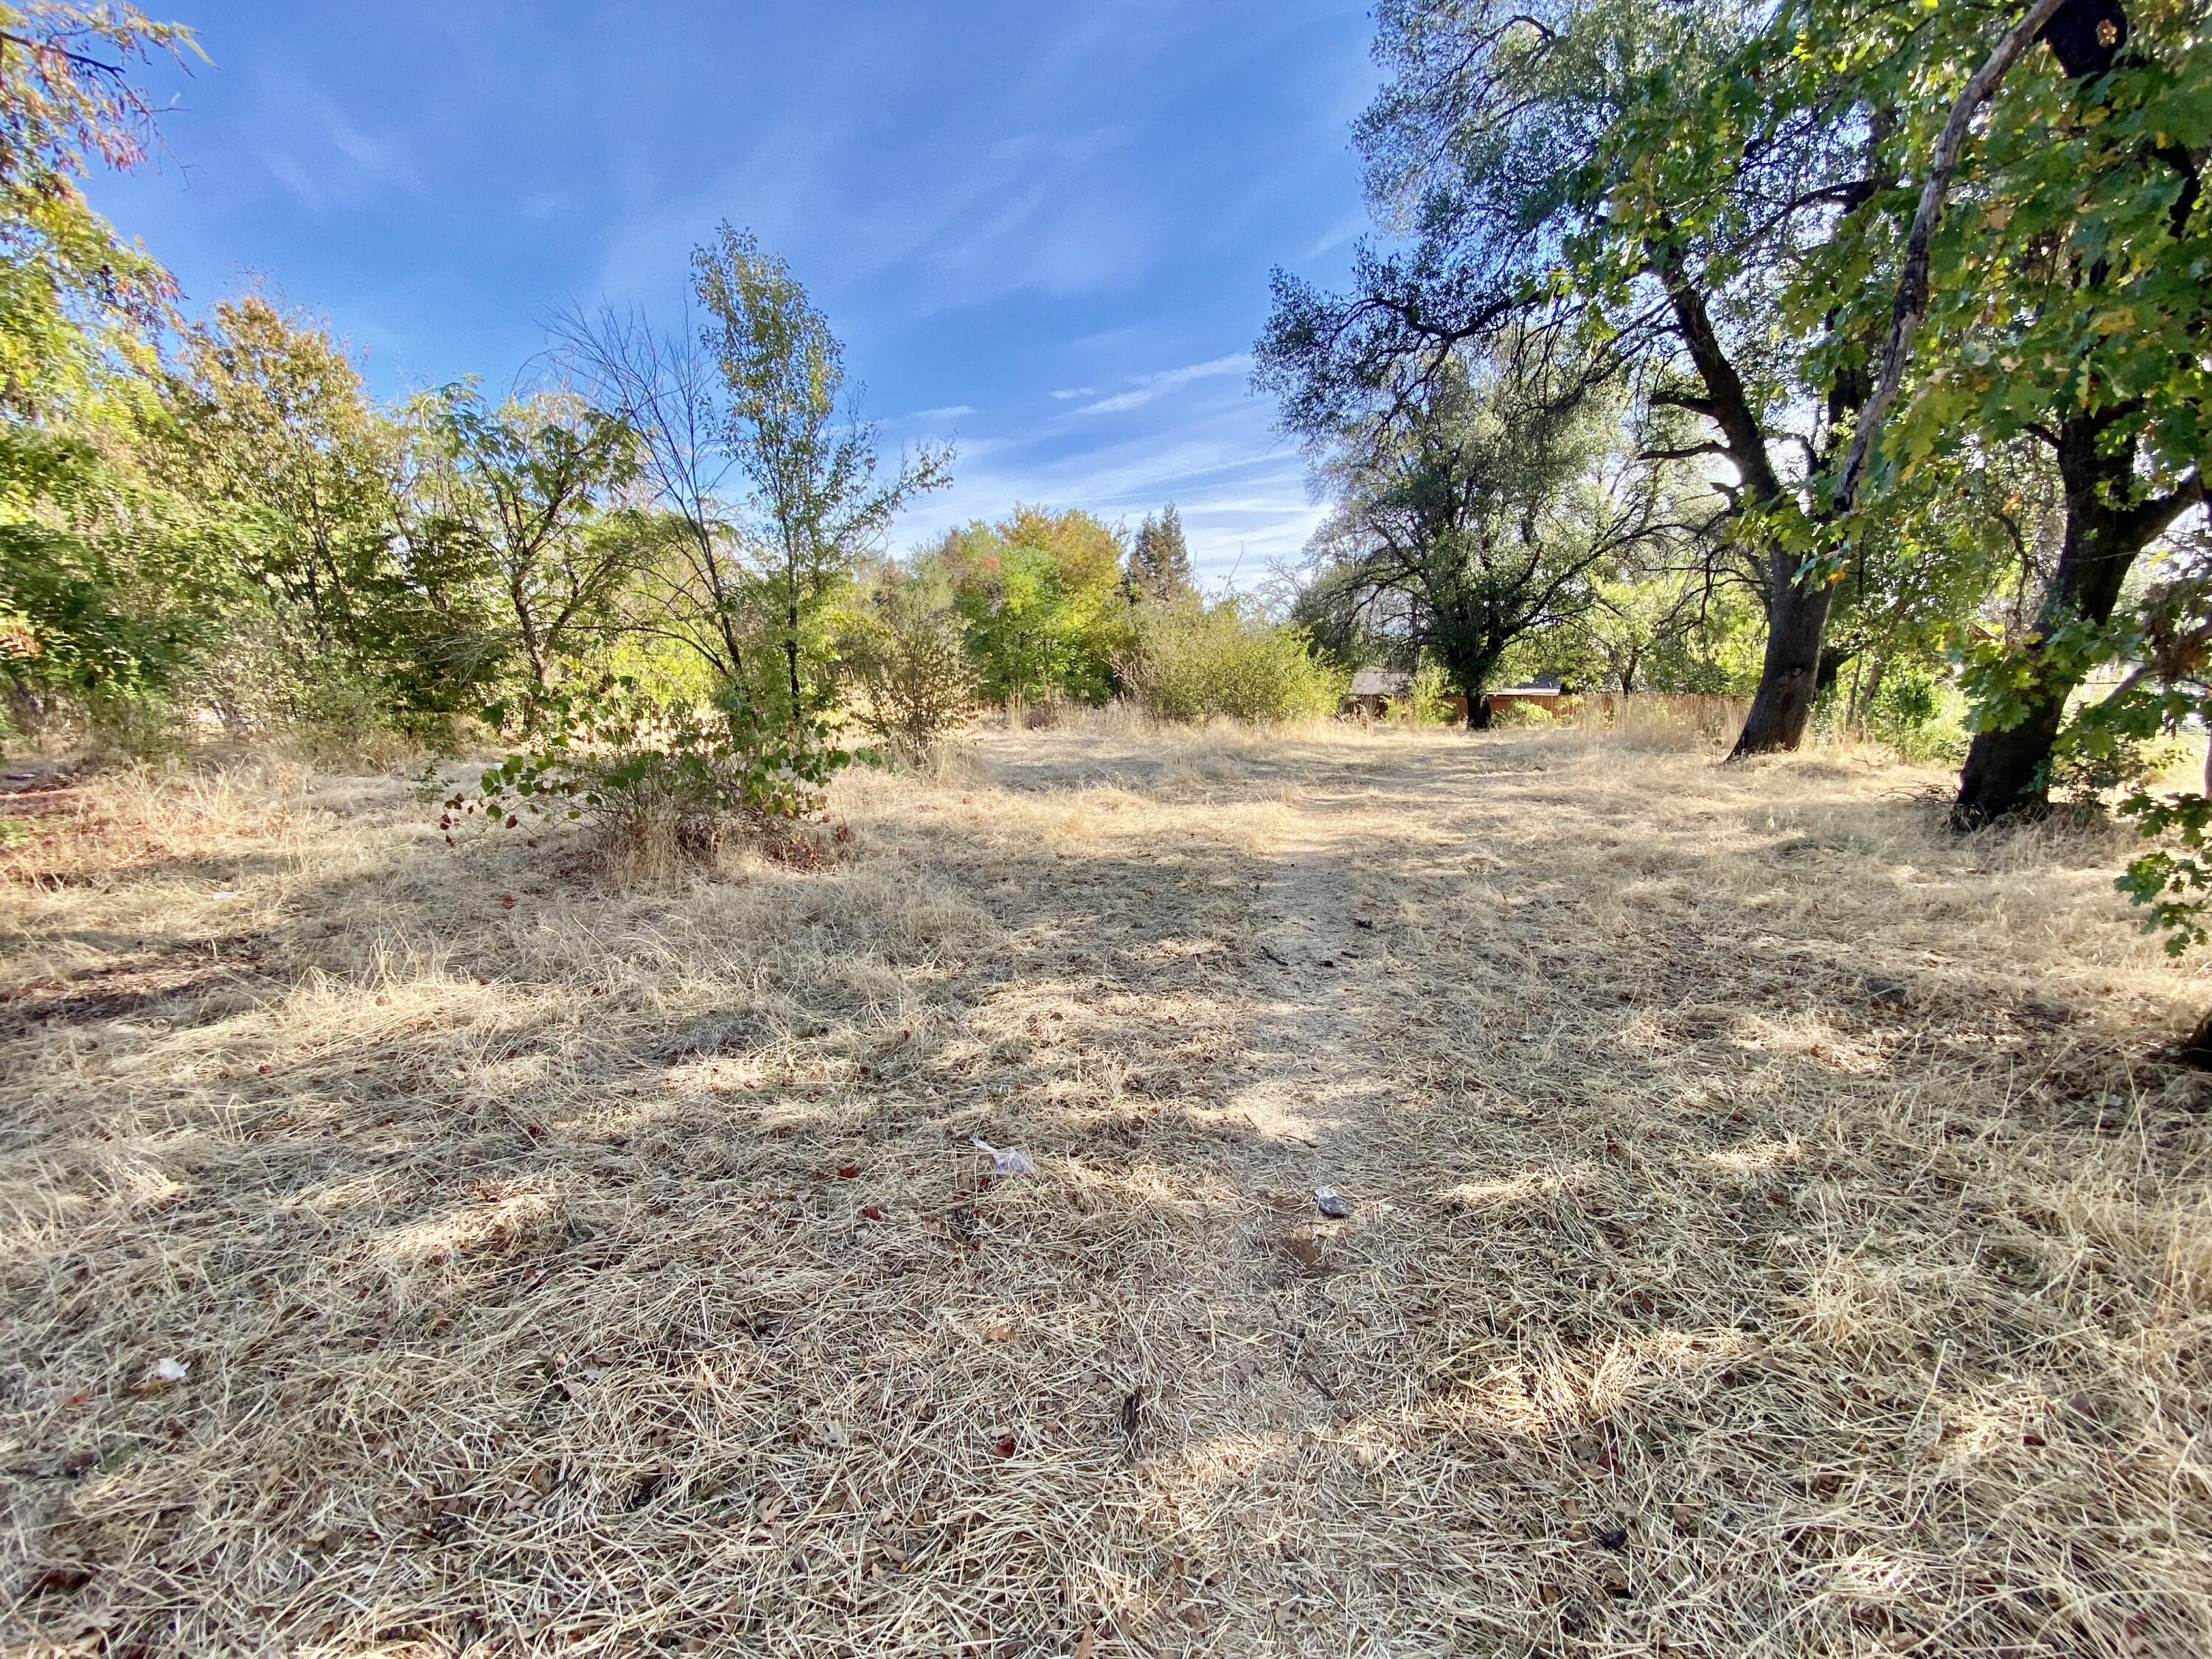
[1128,502,1196,601]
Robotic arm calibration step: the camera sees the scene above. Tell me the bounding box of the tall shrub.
[1124,599,1340,723]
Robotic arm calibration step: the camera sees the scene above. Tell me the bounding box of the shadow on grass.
[3,746,2208,1655]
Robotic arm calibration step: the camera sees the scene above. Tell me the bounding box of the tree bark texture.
[1731,561,1837,757]
[1952,420,2183,824]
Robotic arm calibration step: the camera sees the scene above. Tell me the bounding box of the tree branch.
[1831,0,2070,515]
[1639,442,1734,465]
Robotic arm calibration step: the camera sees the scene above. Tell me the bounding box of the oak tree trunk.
[1731,560,1836,757]
[2183,1006,2212,1070]
[1953,419,2143,825]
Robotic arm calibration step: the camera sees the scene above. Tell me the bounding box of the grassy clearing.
[3,717,2210,1658]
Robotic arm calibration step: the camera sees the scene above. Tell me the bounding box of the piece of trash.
[1314,1188,1350,1219]
[151,1357,188,1383]
[209,890,240,900]
[972,1138,1035,1176]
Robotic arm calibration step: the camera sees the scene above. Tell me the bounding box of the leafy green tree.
[1268,0,2154,763]
[164,296,404,662]
[1607,0,2201,796]
[1911,0,2211,822]
[161,296,509,730]
[1298,338,1690,727]
[1268,0,1907,755]
[1128,502,1195,601]
[411,382,644,722]
[941,505,1133,705]
[0,2,195,419]
[0,4,215,742]
[691,223,951,728]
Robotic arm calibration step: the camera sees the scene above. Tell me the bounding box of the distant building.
[1340,667,1563,724]
[1343,669,1413,717]
[1483,683,1566,715]
[1340,669,1471,723]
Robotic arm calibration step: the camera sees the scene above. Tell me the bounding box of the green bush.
[836,566,977,752]
[1123,600,1341,723]
[1863,668,1969,768]
[1384,661,1458,725]
[459,678,847,877]
[1489,698,1555,728]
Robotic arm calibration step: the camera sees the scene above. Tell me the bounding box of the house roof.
[1343,670,1567,700]
[1348,669,1412,698]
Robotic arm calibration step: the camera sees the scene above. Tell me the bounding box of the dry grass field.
[4,716,2211,1658]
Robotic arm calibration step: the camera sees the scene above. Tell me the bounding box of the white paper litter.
[972,1138,1036,1176]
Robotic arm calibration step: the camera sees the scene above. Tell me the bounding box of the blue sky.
[89,1,1382,587]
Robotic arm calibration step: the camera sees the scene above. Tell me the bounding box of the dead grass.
[3,720,2210,1658]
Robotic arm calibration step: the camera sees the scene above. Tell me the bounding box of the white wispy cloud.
[257,147,325,212]
[891,375,1324,591]
[1048,386,1097,400]
[248,66,421,214]
[1302,209,1368,260]
[1075,353,1252,416]
[906,404,978,421]
[591,88,1155,317]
